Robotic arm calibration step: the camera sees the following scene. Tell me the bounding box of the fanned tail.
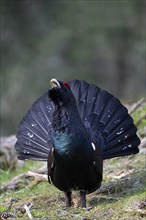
[69,80,140,160]
[15,93,54,161]
[15,80,140,161]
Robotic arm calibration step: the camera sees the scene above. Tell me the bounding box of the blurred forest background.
[0,0,145,136]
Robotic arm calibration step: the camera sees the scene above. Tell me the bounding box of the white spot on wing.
[27,132,34,138]
[31,123,37,127]
[92,142,96,151]
[114,119,121,124]
[117,127,124,135]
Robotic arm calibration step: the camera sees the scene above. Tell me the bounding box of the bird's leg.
[80,190,86,208]
[64,191,72,207]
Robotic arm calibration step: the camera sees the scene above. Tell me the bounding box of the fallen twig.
[24,203,33,219]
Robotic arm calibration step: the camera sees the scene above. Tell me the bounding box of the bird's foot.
[64,191,72,207]
[80,190,86,208]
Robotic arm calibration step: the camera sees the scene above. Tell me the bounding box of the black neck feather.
[52,102,83,133]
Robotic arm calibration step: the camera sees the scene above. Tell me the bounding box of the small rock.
[0,135,24,170]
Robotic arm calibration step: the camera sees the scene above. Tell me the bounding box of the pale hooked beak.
[50,79,61,88]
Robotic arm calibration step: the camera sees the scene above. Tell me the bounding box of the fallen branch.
[126,98,145,114]
[1,171,48,191]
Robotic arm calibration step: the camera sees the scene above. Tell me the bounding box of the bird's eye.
[63,82,70,90]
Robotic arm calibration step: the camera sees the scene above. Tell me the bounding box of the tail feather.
[103,137,140,159]
[103,106,128,135]
[15,93,54,161]
[106,116,133,142]
[93,90,112,116]
[69,80,140,159]
[15,141,49,158]
[30,111,49,135]
[19,119,50,148]
[17,152,48,161]
[16,132,51,154]
[106,126,137,148]
[99,97,121,127]
[104,146,139,159]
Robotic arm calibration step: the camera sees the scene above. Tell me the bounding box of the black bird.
[15,79,140,208]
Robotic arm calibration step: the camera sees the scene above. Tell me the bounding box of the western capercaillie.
[15,79,140,208]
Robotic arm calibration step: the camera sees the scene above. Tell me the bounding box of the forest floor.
[0,99,146,220]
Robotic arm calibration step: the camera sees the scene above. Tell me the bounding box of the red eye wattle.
[63,82,70,90]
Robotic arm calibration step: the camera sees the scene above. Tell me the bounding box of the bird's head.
[48,79,75,106]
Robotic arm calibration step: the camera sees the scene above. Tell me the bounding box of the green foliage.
[131,102,146,138]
